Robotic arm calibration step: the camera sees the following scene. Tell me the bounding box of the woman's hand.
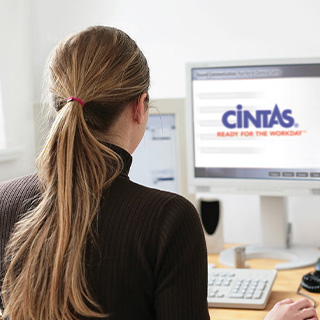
[264,298,318,320]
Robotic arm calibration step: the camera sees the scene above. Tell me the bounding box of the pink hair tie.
[67,96,85,107]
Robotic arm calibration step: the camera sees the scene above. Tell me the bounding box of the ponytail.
[2,101,122,319]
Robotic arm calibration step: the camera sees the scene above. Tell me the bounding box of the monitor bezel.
[186,58,320,196]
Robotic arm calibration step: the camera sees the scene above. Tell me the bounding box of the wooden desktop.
[208,247,320,320]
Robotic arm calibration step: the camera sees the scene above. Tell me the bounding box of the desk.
[208,248,320,320]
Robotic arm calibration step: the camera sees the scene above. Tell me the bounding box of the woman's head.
[46,25,150,135]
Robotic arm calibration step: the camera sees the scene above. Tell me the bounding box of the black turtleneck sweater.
[0,145,210,320]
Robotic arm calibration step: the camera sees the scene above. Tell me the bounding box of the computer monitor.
[130,113,179,193]
[186,59,320,269]
[130,98,192,200]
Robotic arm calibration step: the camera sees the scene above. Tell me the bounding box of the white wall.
[1,0,320,246]
[0,0,36,181]
[30,0,320,100]
[220,194,320,247]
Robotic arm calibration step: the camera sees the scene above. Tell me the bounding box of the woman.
[0,26,318,320]
[0,25,209,320]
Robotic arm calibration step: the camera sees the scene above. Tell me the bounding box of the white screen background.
[193,77,320,169]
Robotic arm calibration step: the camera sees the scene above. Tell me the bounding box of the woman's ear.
[133,93,148,124]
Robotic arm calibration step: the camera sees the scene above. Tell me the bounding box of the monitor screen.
[186,59,320,196]
[130,113,179,194]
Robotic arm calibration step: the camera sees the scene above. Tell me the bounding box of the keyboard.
[207,264,277,309]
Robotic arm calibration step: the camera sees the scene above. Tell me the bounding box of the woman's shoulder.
[129,180,197,212]
[0,173,39,209]
[0,173,38,192]
[131,182,200,228]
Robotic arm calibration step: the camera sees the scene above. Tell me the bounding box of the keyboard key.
[253,290,263,299]
[229,292,245,298]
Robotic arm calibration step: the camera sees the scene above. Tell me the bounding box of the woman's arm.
[153,195,210,320]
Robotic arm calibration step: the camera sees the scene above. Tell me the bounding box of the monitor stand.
[219,196,320,270]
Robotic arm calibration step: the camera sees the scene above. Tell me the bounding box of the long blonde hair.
[1,26,150,319]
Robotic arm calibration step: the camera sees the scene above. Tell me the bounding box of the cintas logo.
[222,104,295,129]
